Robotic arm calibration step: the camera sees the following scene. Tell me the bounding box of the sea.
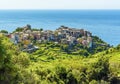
[0,10,120,46]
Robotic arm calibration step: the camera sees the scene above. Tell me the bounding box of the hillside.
[1,25,110,55]
[0,35,120,84]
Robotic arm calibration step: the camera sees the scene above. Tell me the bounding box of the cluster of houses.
[1,25,93,48]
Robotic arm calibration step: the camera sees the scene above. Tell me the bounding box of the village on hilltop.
[0,25,95,52]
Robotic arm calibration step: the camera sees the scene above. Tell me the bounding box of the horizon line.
[0,9,120,10]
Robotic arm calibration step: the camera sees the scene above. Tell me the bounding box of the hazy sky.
[0,0,120,9]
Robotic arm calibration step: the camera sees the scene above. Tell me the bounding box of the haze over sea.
[0,10,120,46]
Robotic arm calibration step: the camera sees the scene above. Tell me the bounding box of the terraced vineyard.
[0,36,120,84]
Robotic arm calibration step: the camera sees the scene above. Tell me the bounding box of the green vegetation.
[31,28,43,31]
[0,35,120,84]
[14,27,24,32]
[13,24,32,33]
[0,30,8,34]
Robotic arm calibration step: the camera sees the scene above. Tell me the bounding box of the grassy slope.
[28,43,120,83]
[31,48,120,74]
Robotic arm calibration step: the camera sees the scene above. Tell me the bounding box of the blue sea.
[0,10,120,46]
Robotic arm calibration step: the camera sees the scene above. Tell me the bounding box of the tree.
[0,30,8,34]
[31,28,39,31]
[87,57,110,81]
[0,36,16,83]
[40,28,43,31]
[15,27,23,32]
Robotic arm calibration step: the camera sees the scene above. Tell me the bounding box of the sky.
[0,0,120,9]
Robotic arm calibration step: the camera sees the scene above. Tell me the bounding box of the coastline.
[0,10,120,46]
